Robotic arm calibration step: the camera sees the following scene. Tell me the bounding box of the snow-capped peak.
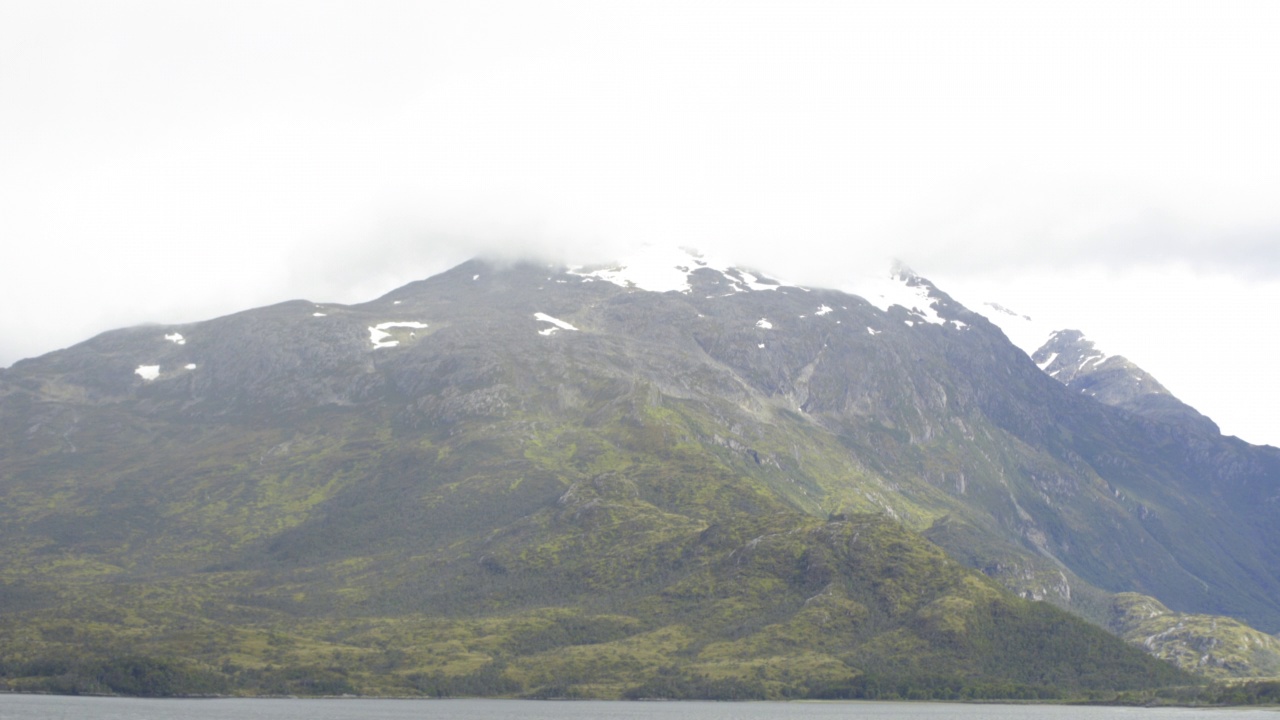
[566,246,787,295]
[842,268,948,326]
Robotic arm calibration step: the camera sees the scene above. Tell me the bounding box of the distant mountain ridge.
[1,249,1278,695]
[1032,329,1219,435]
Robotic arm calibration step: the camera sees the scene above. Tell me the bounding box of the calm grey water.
[1,696,1278,720]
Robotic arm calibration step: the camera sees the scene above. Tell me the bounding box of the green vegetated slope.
[0,404,1187,698]
[1108,593,1280,680]
[0,256,1273,695]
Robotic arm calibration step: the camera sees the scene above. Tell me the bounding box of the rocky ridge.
[1032,329,1219,435]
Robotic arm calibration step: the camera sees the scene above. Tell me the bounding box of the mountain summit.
[1033,329,1219,435]
[1,252,1276,696]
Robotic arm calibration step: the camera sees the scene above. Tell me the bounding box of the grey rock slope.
[1032,329,1219,435]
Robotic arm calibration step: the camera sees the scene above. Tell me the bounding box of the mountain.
[1,249,1275,696]
[1025,329,1280,678]
[1032,329,1219,435]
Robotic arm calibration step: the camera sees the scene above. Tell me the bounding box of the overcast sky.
[3,1,1279,445]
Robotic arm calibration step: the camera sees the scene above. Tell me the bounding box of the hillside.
[3,251,1275,695]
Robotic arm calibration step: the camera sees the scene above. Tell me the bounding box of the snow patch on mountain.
[369,321,428,349]
[728,268,782,293]
[567,246,699,292]
[844,272,945,326]
[535,312,578,336]
[165,333,185,345]
[135,365,160,381]
[567,246,788,295]
[756,318,773,330]
[1078,351,1108,370]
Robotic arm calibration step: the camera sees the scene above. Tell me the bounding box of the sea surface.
[2,696,1278,720]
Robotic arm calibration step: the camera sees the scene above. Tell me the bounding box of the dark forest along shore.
[2,696,1279,720]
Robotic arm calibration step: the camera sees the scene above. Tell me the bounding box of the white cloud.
[2,1,1279,443]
